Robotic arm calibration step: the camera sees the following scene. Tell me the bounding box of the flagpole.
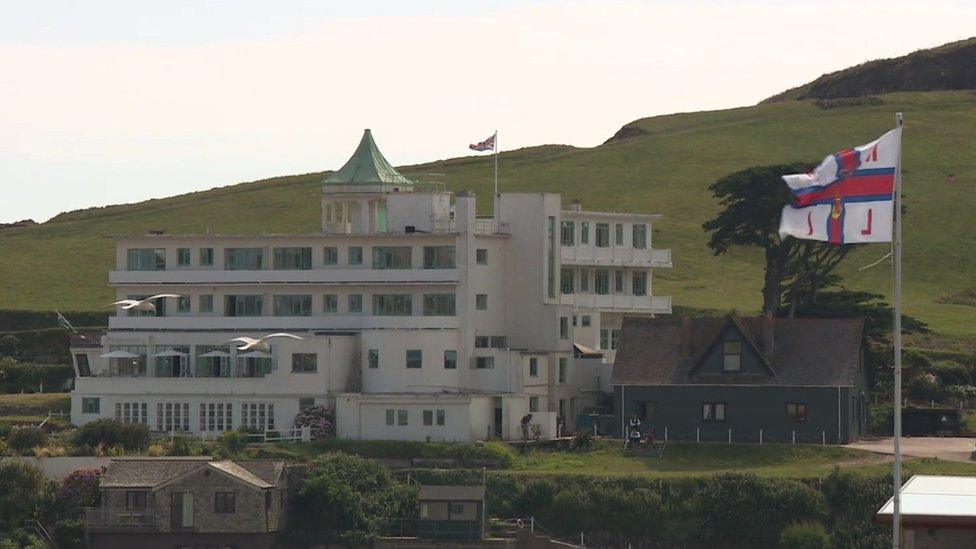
[493,130,499,197]
[892,111,904,549]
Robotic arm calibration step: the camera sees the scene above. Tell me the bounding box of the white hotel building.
[69,130,672,441]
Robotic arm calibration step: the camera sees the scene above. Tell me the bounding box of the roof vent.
[571,199,582,211]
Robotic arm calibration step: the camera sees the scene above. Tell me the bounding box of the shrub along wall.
[0,358,74,393]
[0,310,108,332]
[398,469,891,549]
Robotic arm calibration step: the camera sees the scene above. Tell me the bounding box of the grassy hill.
[764,37,976,102]
[2,91,975,336]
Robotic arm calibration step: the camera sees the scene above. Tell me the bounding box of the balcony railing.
[559,293,672,313]
[560,245,672,266]
[85,507,157,530]
[431,218,500,235]
[70,333,104,349]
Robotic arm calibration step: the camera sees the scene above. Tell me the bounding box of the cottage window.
[126,248,166,271]
[372,246,412,269]
[476,248,488,264]
[560,220,575,246]
[397,410,408,426]
[723,341,741,372]
[423,246,456,269]
[580,221,590,244]
[347,246,363,265]
[225,295,263,316]
[614,270,625,294]
[423,294,456,316]
[115,401,148,425]
[787,403,807,423]
[225,247,264,270]
[581,315,592,327]
[702,402,726,422]
[558,357,568,384]
[559,317,569,339]
[199,294,214,313]
[274,294,312,316]
[177,248,191,266]
[436,409,445,426]
[615,223,625,245]
[82,397,100,414]
[632,272,647,296]
[449,502,466,516]
[322,294,338,314]
[126,491,147,510]
[274,247,312,270]
[368,349,379,369]
[406,350,423,369]
[373,294,412,315]
[155,402,189,432]
[348,294,363,313]
[529,358,539,377]
[291,353,317,373]
[579,269,591,293]
[200,402,232,432]
[423,410,434,426]
[595,270,610,295]
[322,246,338,266]
[560,268,574,294]
[530,397,539,412]
[385,409,395,425]
[242,402,275,431]
[476,294,488,310]
[632,224,647,249]
[444,350,457,369]
[595,223,610,247]
[214,492,236,514]
[199,247,214,266]
[474,356,495,369]
[636,401,656,422]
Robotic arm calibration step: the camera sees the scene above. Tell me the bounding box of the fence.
[155,425,311,443]
[639,425,837,445]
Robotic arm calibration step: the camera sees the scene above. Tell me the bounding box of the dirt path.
[846,437,975,463]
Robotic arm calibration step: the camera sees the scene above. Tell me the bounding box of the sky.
[2,1,974,223]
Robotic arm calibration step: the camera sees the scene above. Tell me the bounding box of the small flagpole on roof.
[892,112,904,549]
[493,130,499,197]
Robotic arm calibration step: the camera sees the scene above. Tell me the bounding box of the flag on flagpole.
[779,128,901,244]
[469,132,497,152]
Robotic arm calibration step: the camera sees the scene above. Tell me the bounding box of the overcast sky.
[2,0,973,223]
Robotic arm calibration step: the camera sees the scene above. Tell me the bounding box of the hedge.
[0,310,107,332]
[0,358,74,393]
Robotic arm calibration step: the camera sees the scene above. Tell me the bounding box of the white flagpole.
[493,130,499,197]
[892,112,904,549]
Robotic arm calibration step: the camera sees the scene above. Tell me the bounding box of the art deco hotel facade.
[69,131,672,441]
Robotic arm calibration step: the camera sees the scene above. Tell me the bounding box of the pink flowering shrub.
[59,468,101,515]
[294,405,334,440]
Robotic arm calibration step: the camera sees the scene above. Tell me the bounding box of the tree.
[0,460,47,533]
[289,452,417,546]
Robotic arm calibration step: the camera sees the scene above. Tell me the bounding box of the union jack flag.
[469,133,496,152]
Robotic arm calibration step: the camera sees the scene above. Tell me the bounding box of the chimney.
[762,317,775,358]
[681,317,692,356]
[570,198,582,211]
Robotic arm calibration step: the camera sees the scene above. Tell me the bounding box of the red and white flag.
[779,128,901,244]
[469,132,496,152]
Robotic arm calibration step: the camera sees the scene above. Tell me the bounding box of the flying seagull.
[226,333,304,353]
[107,294,182,312]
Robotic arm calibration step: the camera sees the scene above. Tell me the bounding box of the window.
[115,401,148,424]
[579,269,590,293]
[595,270,610,295]
[177,295,191,313]
[547,216,556,298]
[406,349,423,369]
[274,247,312,270]
[580,221,590,244]
[76,354,91,377]
[423,294,456,316]
[633,271,647,295]
[474,336,489,348]
[614,270,625,294]
[348,294,363,314]
[423,410,434,426]
[529,397,539,412]
[558,357,567,383]
[560,220,575,245]
[444,350,457,369]
[615,223,624,245]
[347,246,363,265]
[82,397,100,414]
[632,224,647,249]
[397,410,408,426]
[600,328,620,350]
[373,294,412,315]
[581,315,592,327]
[155,402,189,432]
[423,246,456,269]
[490,336,507,348]
[636,401,656,422]
[368,349,379,369]
[274,295,312,316]
[225,247,263,270]
[474,356,495,369]
[200,247,214,266]
[323,294,338,314]
[560,268,574,294]
[126,248,166,271]
[199,402,233,432]
[723,341,742,372]
[702,402,726,421]
[241,402,275,431]
[559,317,569,339]
[476,248,488,264]
[787,403,807,423]
[195,347,230,378]
[436,409,445,426]
[475,294,488,310]
[449,502,465,515]
[226,295,263,316]
[595,223,610,247]
[322,246,338,266]
[214,492,236,514]
[126,491,147,510]
[199,294,214,313]
[292,353,318,373]
[386,409,395,425]
[372,246,412,269]
[529,358,539,377]
[177,248,191,266]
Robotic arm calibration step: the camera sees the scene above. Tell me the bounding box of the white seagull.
[107,294,182,312]
[226,333,304,353]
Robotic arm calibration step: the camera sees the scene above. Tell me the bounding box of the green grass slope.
[1,93,974,335]
[764,36,976,102]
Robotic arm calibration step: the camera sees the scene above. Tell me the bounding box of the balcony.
[560,245,672,267]
[431,218,504,235]
[70,333,104,349]
[108,314,460,331]
[85,508,157,531]
[559,294,672,313]
[109,268,459,286]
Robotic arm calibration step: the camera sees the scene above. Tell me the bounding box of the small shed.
[876,475,976,547]
[902,406,961,436]
[417,485,486,541]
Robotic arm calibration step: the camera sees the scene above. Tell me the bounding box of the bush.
[570,430,593,450]
[780,522,831,548]
[7,425,47,454]
[0,460,47,532]
[166,436,198,456]
[218,430,248,456]
[0,357,74,393]
[293,405,334,440]
[72,419,149,452]
[52,518,86,549]
[58,469,101,517]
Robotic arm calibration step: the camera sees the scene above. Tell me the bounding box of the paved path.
[846,437,975,463]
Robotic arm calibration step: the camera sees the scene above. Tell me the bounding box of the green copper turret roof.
[324,129,414,186]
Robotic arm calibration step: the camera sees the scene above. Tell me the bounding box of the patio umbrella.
[153,349,188,358]
[197,350,231,358]
[99,350,140,358]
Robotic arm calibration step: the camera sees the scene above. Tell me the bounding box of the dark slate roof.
[612,316,864,387]
[100,458,285,489]
[418,485,486,501]
[324,129,414,186]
